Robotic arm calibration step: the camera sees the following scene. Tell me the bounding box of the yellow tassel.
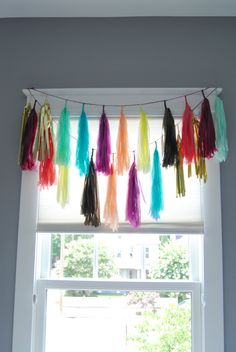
[137,108,150,173]
[193,117,207,182]
[57,165,69,207]
[176,136,186,197]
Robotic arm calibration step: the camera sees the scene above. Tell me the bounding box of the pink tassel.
[181,98,195,165]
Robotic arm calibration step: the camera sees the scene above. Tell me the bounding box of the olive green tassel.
[176,135,186,197]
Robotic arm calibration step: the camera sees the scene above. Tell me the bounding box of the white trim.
[202,159,224,352]
[37,222,204,234]
[12,171,39,352]
[13,88,224,352]
[35,279,201,352]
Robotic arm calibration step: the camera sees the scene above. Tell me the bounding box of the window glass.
[48,233,191,281]
[45,289,192,352]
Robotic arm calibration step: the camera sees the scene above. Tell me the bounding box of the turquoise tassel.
[214,96,228,162]
[56,103,71,166]
[150,146,164,220]
[76,104,90,176]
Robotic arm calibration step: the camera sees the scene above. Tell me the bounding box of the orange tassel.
[104,162,119,231]
[116,108,130,175]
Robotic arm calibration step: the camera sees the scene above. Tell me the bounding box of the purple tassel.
[96,106,111,175]
[126,160,141,228]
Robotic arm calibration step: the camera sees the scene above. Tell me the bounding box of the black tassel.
[81,150,100,227]
[162,102,178,167]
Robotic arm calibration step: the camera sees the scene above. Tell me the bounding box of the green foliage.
[151,241,189,280]
[129,304,191,352]
[57,237,117,279]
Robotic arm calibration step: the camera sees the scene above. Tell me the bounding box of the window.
[13,89,224,352]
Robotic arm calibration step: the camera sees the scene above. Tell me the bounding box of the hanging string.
[29,87,211,108]
[38,87,217,156]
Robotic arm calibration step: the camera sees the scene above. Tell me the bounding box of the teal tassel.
[56,103,71,166]
[76,104,89,175]
[214,96,228,162]
[150,146,164,220]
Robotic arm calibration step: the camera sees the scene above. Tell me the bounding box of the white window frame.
[13,88,224,352]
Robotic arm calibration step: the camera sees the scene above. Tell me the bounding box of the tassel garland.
[18,89,228,229]
[96,106,111,175]
[176,135,186,197]
[214,96,228,162]
[81,151,100,227]
[75,104,90,176]
[150,145,164,220]
[137,108,150,173]
[198,93,216,159]
[20,102,38,170]
[181,99,195,166]
[126,159,141,228]
[104,161,119,231]
[116,108,130,175]
[162,103,178,167]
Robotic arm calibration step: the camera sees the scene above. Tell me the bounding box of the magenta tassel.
[126,161,141,228]
[96,106,111,175]
[198,94,216,159]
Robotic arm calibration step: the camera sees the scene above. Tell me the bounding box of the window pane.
[49,234,191,280]
[45,290,192,352]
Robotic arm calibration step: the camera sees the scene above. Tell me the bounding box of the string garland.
[19,87,228,231]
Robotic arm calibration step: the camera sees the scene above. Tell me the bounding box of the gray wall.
[0,18,235,351]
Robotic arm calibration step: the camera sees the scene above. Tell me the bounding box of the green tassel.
[214,96,228,162]
[56,103,71,166]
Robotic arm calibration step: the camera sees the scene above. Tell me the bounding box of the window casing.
[13,88,224,352]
